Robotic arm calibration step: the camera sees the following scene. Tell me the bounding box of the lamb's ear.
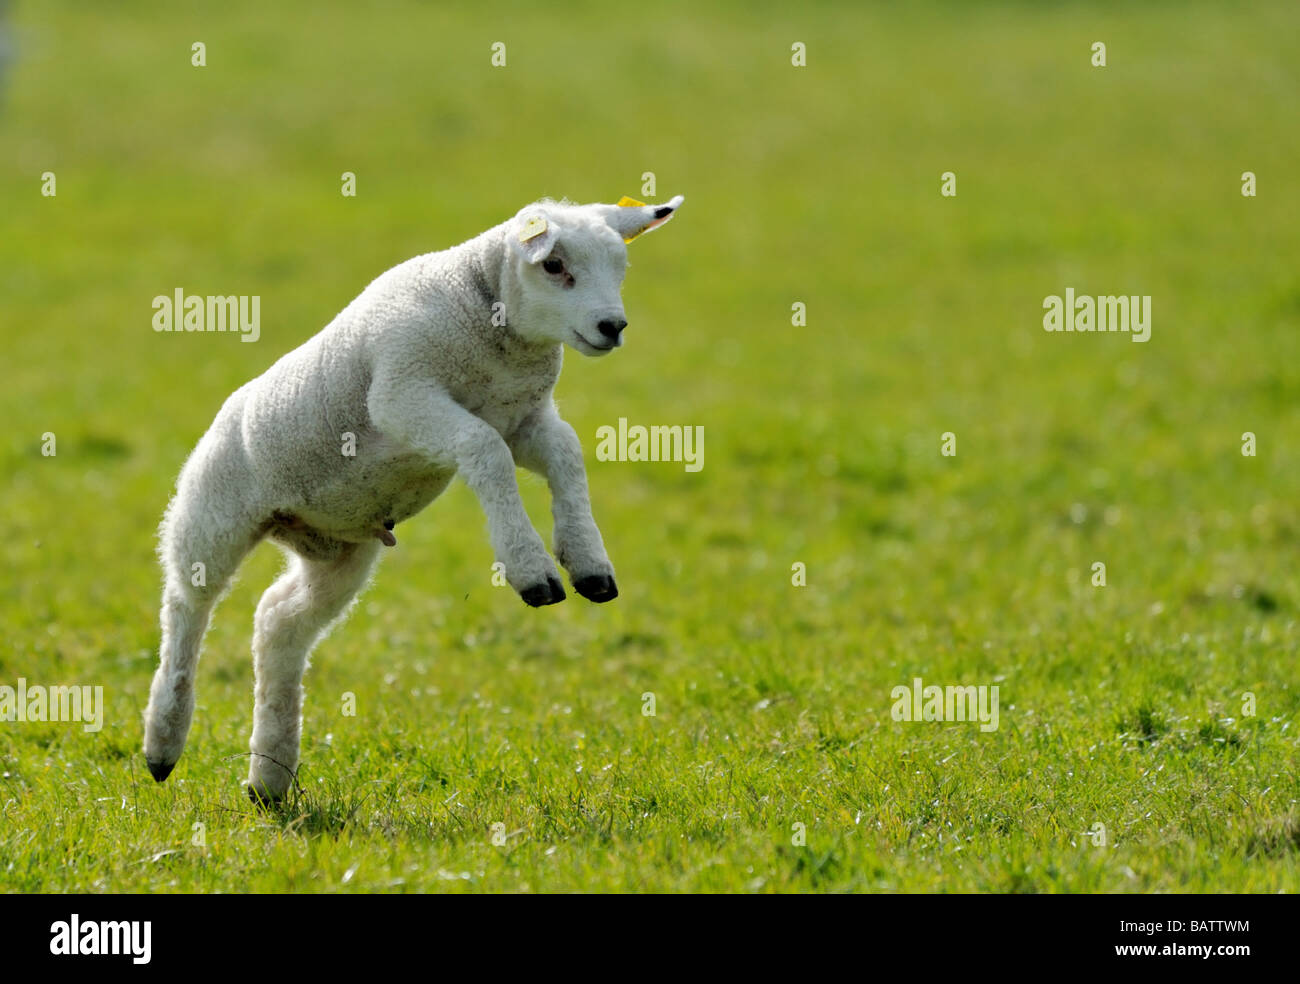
[601,195,685,243]
[509,208,558,264]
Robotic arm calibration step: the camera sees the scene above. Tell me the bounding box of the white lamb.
[142,194,685,802]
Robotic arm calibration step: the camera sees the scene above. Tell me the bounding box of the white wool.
[143,195,684,800]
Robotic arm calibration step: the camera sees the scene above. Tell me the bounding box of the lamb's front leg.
[512,405,617,603]
[368,377,566,606]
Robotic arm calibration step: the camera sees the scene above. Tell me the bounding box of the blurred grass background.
[0,0,1297,891]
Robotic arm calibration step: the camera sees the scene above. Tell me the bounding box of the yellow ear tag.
[518,215,548,243]
[616,195,647,243]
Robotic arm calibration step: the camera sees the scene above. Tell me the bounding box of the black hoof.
[146,759,175,783]
[520,574,566,607]
[574,574,619,603]
[247,784,285,808]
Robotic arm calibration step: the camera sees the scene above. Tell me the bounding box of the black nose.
[597,318,627,342]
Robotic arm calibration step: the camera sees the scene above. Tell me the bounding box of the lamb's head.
[501,195,684,357]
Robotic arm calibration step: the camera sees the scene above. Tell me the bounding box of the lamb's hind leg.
[144,497,260,782]
[247,539,381,803]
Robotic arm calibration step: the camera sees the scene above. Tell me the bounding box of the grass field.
[2,0,1298,892]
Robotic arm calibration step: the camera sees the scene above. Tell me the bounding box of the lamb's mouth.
[572,332,617,356]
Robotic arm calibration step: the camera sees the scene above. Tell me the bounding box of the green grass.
[1,0,1298,892]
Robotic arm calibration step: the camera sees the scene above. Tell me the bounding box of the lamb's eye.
[542,257,564,275]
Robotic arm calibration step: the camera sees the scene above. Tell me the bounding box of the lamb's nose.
[597,318,627,342]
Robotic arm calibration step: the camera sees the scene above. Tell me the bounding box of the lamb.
[142,194,686,802]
